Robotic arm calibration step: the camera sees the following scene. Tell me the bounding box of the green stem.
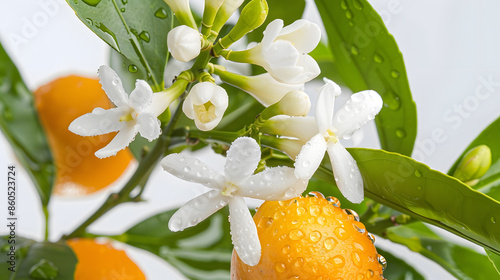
[63,100,186,240]
[43,205,49,241]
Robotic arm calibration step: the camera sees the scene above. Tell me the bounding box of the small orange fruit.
[34,76,133,196]
[231,193,386,279]
[67,238,145,280]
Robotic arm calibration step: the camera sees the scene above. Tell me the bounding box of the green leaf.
[386,223,498,280]
[0,236,77,280]
[486,249,500,274]
[120,208,233,280]
[315,0,417,156]
[66,0,174,91]
[0,42,55,206]
[375,248,424,280]
[448,116,500,200]
[335,148,500,254]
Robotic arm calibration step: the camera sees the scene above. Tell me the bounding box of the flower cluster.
[68,0,383,267]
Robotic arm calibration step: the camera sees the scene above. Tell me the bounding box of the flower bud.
[259,90,311,121]
[211,0,245,35]
[182,82,229,131]
[167,26,201,62]
[163,0,197,28]
[216,0,268,51]
[453,145,491,186]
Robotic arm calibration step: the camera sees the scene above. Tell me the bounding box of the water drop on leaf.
[346,10,353,19]
[353,0,364,10]
[128,64,138,73]
[155,8,168,19]
[81,0,101,6]
[391,70,400,78]
[396,129,406,138]
[373,53,384,63]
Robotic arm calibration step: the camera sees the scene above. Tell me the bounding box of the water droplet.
[120,8,125,12]
[334,227,348,240]
[121,0,127,4]
[346,10,353,19]
[294,257,304,267]
[28,258,58,279]
[139,31,150,42]
[95,22,120,51]
[366,269,375,278]
[491,217,497,223]
[310,205,321,216]
[353,223,366,233]
[367,233,376,243]
[82,0,101,6]
[275,263,286,273]
[258,217,273,228]
[414,170,423,177]
[349,21,354,27]
[377,254,387,271]
[308,191,325,198]
[323,237,337,250]
[296,206,307,216]
[128,64,138,73]
[326,196,340,207]
[396,129,406,138]
[302,160,310,167]
[274,210,286,220]
[340,0,348,9]
[374,53,384,63]
[155,8,168,19]
[345,209,360,221]
[391,70,400,78]
[350,46,359,55]
[290,229,304,240]
[417,185,423,190]
[357,274,365,280]
[352,251,362,267]
[85,18,93,26]
[282,245,291,254]
[328,255,345,268]
[310,231,322,243]
[183,166,191,172]
[353,0,364,10]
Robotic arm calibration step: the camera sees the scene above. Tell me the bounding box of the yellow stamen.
[221,182,238,197]
[324,129,339,143]
[119,114,133,122]
[194,101,217,123]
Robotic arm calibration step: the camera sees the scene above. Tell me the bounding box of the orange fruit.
[34,75,133,196]
[67,238,145,280]
[231,193,386,280]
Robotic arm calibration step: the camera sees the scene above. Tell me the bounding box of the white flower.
[167,25,201,62]
[161,137,308,266]
[183,82,229,131]
[232,19,321,84]
[69,65,160,158]
[274,90,311,117]
[294,79,383,203]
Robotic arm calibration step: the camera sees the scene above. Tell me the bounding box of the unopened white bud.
[167,25,201,62]
[276,90,311,117]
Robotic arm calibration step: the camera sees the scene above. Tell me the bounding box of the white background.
[1,0,500,279]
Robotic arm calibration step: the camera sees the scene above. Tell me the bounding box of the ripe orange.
[34,75,133,196]
[67,238,145,280]
[231,193,386,280]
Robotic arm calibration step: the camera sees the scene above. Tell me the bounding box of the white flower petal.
[229,196,261,266]
[238,167,308,200]
[261,19,283,47]
[246,73,304,106]
[68,107,127,136]
[225,137,261,183]
[137,112,161,141]
[169,190,230,231]
[98,65,128,107]
[315,78,341,132]
[264,41,300,68]
[129,80,153,113]
[261,116,318,141]
[94,123,138,158]
[332,90,383,139]
[291,54,321,83]
[276,19,321,53]
[294,133,327,180]
[326,142,364,203]
[161,153,226,189]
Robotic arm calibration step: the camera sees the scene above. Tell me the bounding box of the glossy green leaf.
[386,223,498,280]
[0,236,77,280]
[66,0,173,91]
[486,249,500,274]
[334,148,500,254]
[315,0,417,156]
[0,42,54,206]
[448,116,500,200]
[375,248,424,280]
[120,208,233,280]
